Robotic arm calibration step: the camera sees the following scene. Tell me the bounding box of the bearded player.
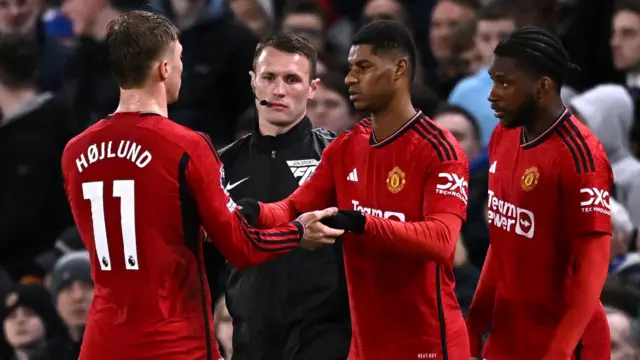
[465,27,612,360]
[61,11,342,360]
[238,20,470,359]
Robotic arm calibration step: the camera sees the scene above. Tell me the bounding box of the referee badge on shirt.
[521,166,539,192]
[386,166,406,193]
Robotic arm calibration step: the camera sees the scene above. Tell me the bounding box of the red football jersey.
[257,111,471,360]
[477,110,613,359]
[61,112,303,360]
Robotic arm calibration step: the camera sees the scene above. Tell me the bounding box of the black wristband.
[320,210,366,233]
[236,198,260,226]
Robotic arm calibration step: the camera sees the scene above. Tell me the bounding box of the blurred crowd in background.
[2,0,640,359]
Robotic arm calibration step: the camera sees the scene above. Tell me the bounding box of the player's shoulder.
[327,119,368,148]
[408,112,467,163]
[63,119,106,157]
[552,115,610,174]
[150,117,216,154]
[489,122,516,141]
[351,117,373,135]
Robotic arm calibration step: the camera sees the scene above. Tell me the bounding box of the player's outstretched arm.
[342,159,469,264]
[242,136,343,228]
[542,155,613,360]
[186,134,340,269]
[363,212,462,264]
[465,245,498,358]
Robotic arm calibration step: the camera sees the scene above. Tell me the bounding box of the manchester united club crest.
[521,166,539,192]
[386,166,406,193]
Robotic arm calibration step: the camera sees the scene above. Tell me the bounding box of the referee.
[208,33,351,360]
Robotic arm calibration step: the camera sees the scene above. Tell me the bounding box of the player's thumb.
[317,207,339,219]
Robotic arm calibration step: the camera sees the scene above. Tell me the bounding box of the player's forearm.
[257,200,299,228]
[363,212,461,263]
[207,210,303,269]
[544,233,610,360]
[466,247,498,356]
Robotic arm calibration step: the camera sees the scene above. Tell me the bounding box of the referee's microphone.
[254,93,273,107]
[259,99,272,107]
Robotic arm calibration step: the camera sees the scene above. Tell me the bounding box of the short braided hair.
[493,26,578,88]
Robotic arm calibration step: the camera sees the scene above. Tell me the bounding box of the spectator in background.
[610,198,636,263]
[281,1,326,53]
[611,0,640,156]
[0,0,70,92]
[0,34,76,281]
[1,284,74,360]
[32,227,84,288]
[281,1,342,75]
[448,0,517,145]
[607,198,640,291]
[153,0,258,147]
[433,104,489,270]
[229,0,273,39]
[424,0,479,98]
[606,306,640,360]
[570,84,640,226]
[449,19,483,77]
[602,274,640,318]
[307,71,358,133]
[361,0,411,29]
[61,0,145,128]
[433,104,482,162]
[48,251,92,358]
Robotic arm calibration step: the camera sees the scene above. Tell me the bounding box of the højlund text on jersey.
[75,140,152,173]
[486,190,535,239]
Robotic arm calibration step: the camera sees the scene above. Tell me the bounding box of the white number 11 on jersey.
[82,180,139,271]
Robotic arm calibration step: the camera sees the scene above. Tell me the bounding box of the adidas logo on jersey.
[287,159,319,185]
[347,169,358,182]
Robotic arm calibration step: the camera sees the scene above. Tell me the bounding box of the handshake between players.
[292,207,345,250]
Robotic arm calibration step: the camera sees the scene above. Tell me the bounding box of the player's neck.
[258,111,306,137]
[115,88,168,118]
[370,93,416,140]
[523,101,565,142]
[0,85,38,119]
[88,6,121,41]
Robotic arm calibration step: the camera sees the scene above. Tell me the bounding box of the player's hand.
[297,208,345,250]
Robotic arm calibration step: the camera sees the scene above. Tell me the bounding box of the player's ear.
[308,78,320,99]
[537,76,552,100]
[159,60,169,81]
[394,58,409,81]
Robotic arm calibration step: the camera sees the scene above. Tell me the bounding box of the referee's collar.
[251,116,312,150]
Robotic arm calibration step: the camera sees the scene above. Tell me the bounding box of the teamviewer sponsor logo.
[580,188,610,215]
[351,200,406,222]
[436,172,468,204]
[487,190,535,238]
